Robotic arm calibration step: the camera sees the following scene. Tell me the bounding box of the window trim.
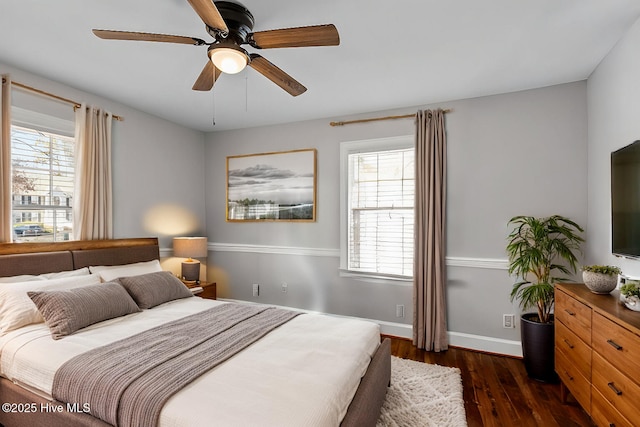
[11,106,74,137]
[339,135,414,283]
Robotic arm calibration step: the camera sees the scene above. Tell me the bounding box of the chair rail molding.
[446,256,509,270]
[209,242,340,257]
[207,242,508,269]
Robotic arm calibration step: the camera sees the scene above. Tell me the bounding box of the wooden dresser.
[555,283,640,427]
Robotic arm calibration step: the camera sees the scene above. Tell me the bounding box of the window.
[11,124,74,242]
[340,136,414,279]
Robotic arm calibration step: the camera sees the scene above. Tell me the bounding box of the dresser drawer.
[592,386,635,427]
[555,289,592,344]
[592,352,640,425]
[555,320,591,379]
[592,312,640,380]
[556,349,590,414]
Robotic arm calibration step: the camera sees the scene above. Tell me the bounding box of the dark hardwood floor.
[385,336,595,427]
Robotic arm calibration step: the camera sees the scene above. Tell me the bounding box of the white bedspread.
[0,298,380,427]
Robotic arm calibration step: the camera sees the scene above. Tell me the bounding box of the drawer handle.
[607,382,623,396]
[563,339,574,349]
[564,371,573,381]
[564,309,576,316]
[607,339,623,351]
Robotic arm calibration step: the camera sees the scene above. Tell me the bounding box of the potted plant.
[581,265,621,294]
[506,215,584,382]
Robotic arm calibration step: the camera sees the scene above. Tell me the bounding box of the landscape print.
[226,149,316,221]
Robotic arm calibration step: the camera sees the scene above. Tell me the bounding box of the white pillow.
[0,267,90,283]
[90,259,162,282]
[0,275,47,283]
[40,267,91,280]
[0,274,102,335]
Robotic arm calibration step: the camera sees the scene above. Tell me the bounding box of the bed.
[0,238,390,427]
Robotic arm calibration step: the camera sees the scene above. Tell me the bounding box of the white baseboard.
[219,298,521,357]
[448,331,522,357]
[378,320,413,338]
[377,322,522,357]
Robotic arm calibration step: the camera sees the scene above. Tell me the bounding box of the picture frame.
[226,148,317,222]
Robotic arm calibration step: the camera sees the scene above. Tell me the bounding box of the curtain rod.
[2,77,124,122]
[329,109,451,127]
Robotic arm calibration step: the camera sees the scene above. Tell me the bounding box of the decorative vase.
[621,294,640,312]
[582,271,617,294]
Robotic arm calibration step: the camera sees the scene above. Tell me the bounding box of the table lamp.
[173,237,207,283]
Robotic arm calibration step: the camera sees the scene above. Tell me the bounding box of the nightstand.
[181,280,217,300]
[197,282,217,300]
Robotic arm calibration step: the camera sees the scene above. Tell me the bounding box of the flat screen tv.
[612,140,640,258]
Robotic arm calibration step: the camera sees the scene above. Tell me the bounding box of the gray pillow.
[116,271,193,309]
[28,282,140,340]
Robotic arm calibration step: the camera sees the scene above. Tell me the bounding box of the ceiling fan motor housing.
[210,1,255,44]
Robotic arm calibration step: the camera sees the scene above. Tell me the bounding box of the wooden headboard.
[0,238,160,278]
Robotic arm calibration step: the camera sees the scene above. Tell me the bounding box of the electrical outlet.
[503,314,515,328]
[281,282,288,293]
[396,304,405,318]
[252,283,259,297]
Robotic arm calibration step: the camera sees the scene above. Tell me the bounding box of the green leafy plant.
[620,281,640,298]
[506,215,584,324]
[581,265,621,275]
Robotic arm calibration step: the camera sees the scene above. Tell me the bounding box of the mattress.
[0,297,380,427]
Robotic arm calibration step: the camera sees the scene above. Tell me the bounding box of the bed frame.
[0,238,390,427]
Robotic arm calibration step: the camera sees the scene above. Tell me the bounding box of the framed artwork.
[226,148,317,222]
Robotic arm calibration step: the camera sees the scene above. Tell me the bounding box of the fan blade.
[192,61,222,91]
[93,29,206,45]
[249,54,306,96]
[249,24,339,49]
[186,0,229,33]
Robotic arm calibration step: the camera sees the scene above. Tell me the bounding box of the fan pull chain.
[245,75,248,112]
[212,87,216,126]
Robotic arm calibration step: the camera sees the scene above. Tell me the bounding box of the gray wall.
[587,15,640,276]
[0,62,208,249]
[1,60,592,356]
[205,81,588,355]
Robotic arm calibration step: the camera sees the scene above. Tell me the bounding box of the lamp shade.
[173,237,208,259]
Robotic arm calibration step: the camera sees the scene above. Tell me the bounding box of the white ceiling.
[2,0,640,132]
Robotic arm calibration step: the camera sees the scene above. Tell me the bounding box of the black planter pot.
[520,313,558,383]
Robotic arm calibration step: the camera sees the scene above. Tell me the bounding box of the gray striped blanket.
[53,303,301,427]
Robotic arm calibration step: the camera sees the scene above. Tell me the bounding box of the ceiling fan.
[92,0,339,96]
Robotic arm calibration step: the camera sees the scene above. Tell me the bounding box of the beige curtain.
[0,76,11,242]
[73,103,113,240]
[413,109,448,352]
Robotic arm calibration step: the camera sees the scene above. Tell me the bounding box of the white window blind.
[346,145,414,277]
[11,125,75,242]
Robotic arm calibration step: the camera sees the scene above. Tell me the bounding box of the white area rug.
[377,356,467,427]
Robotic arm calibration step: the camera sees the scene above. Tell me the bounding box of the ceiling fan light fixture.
[210,46,248,74]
